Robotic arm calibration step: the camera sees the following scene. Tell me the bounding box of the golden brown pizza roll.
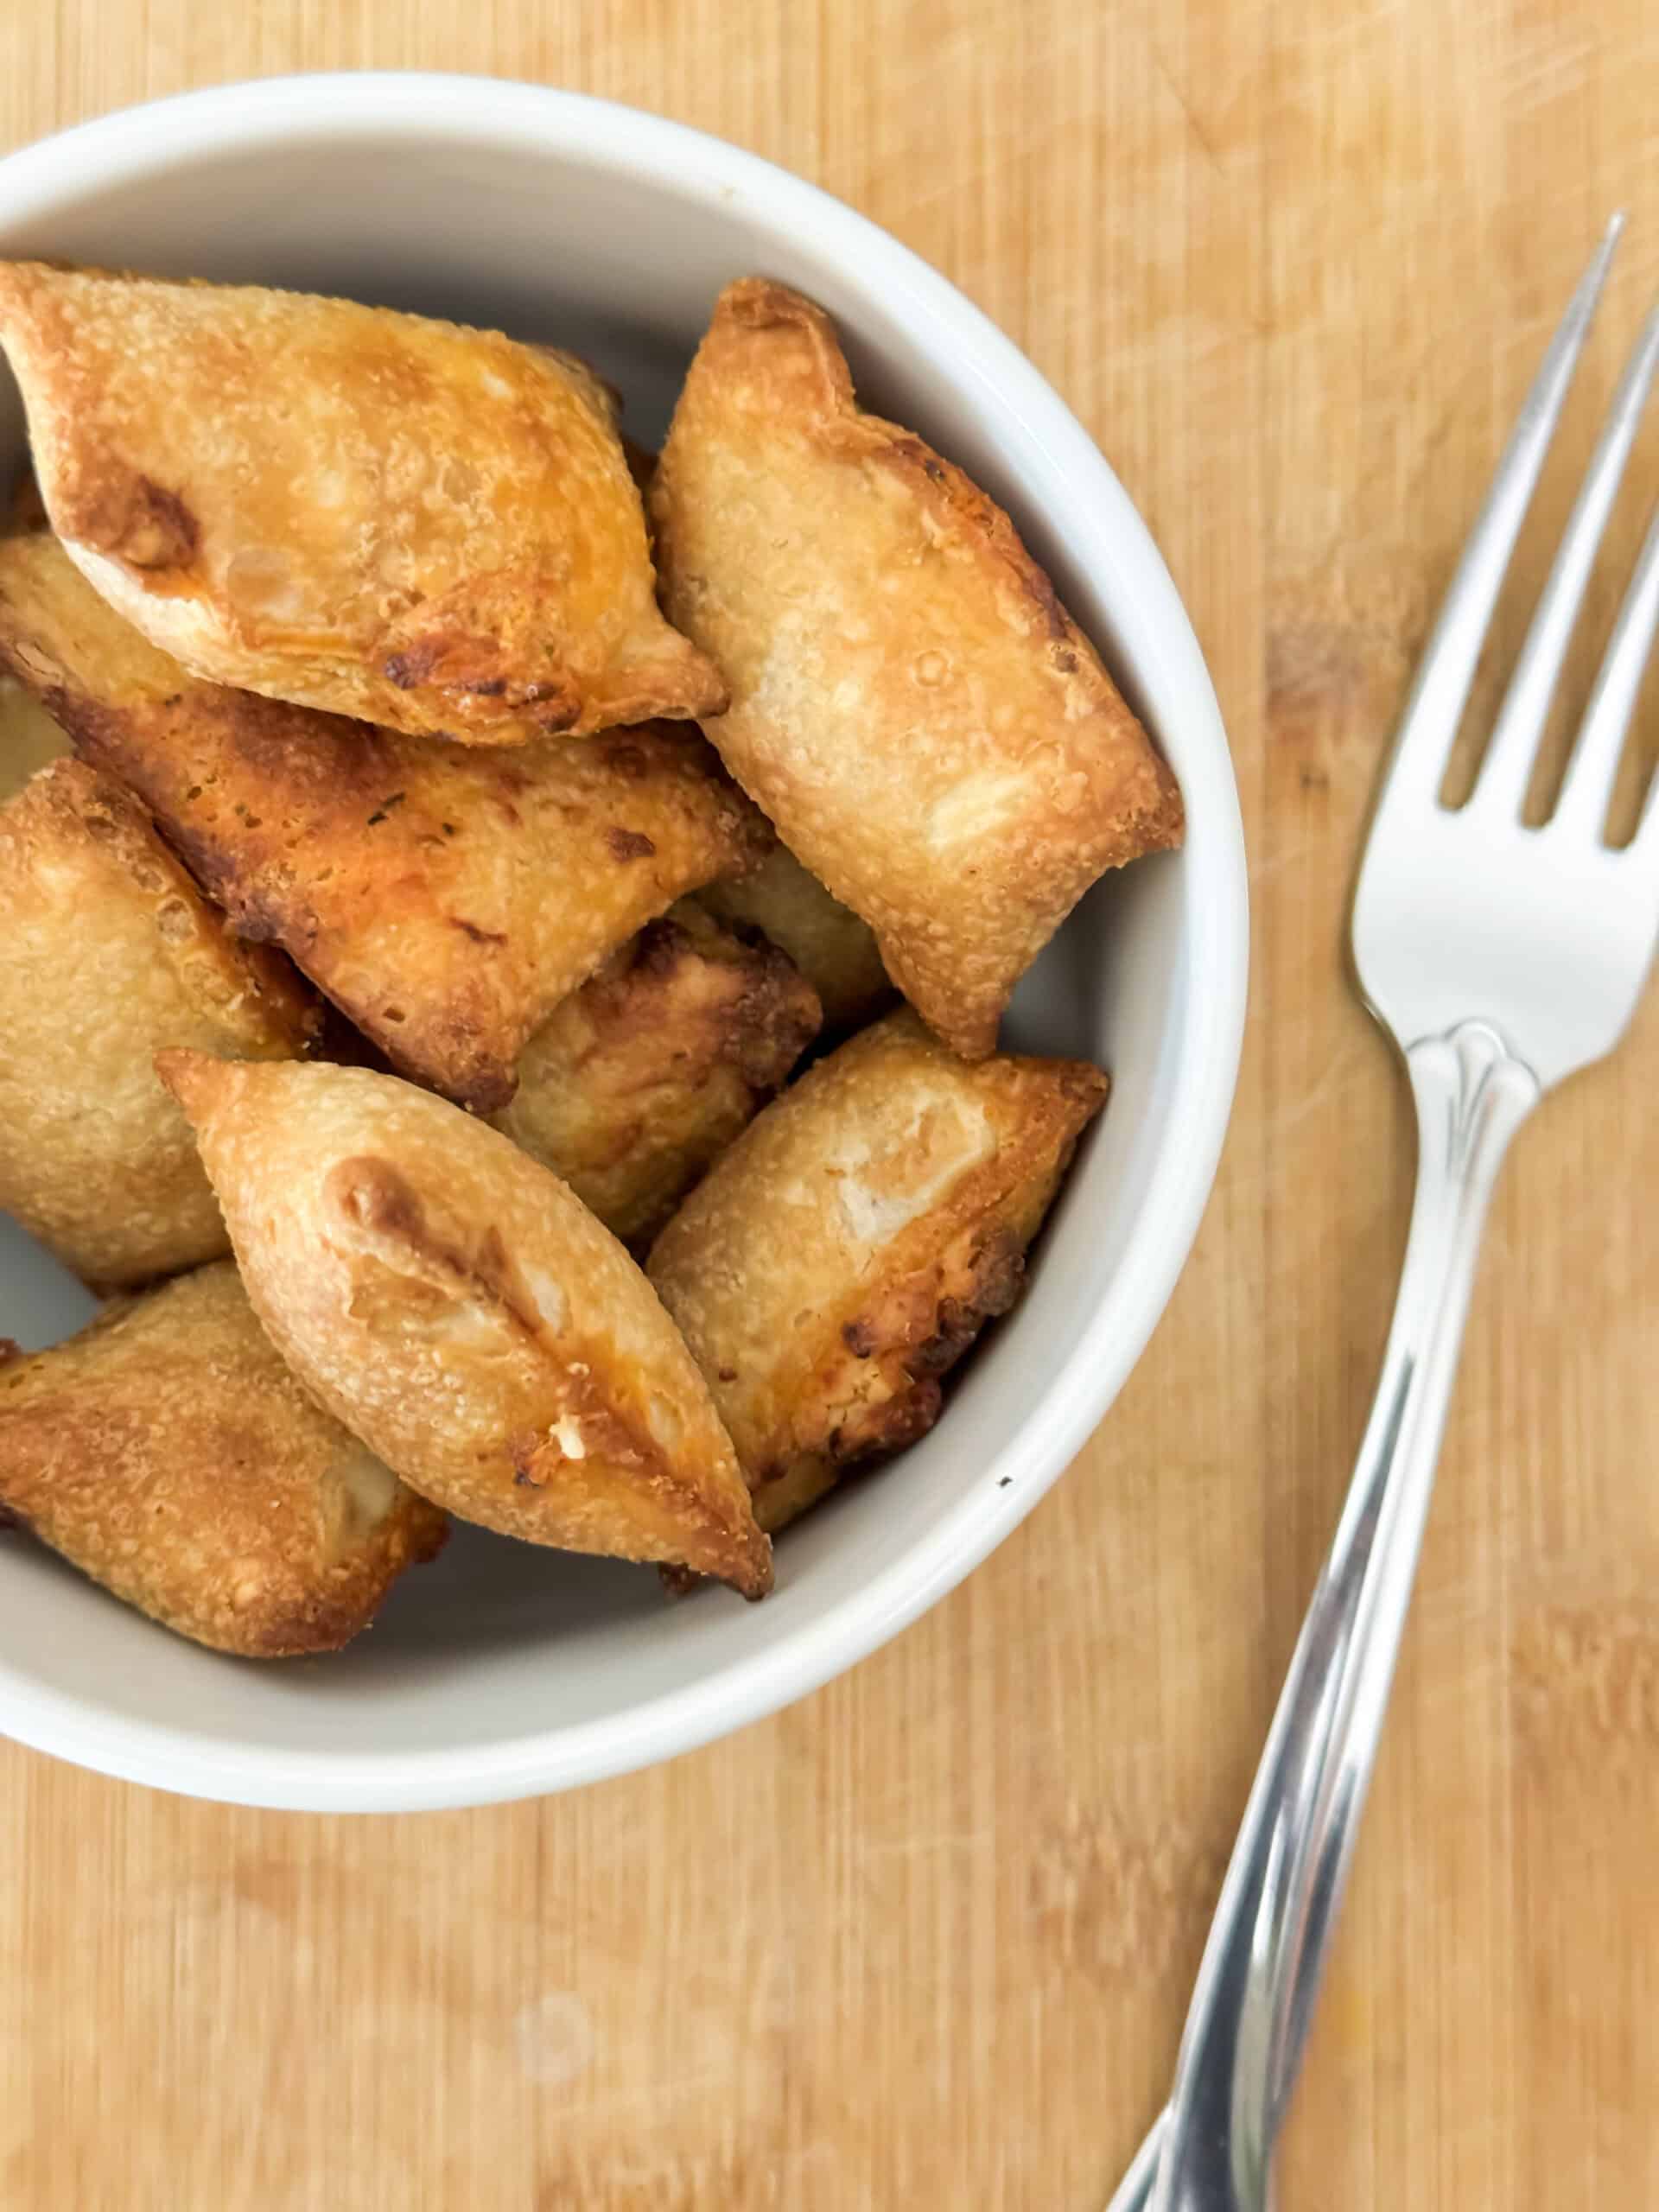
[691,839,895,1036]
[0,532,767,1114]
[651,278,1185,1059]
[493,906,822,1249]
[648,1009,1109,1535]
[0,673,65,799]
[0,1262,446,1656]
[0,758,315,1288]
[0,261,727,742]
[158,1053,772,1598]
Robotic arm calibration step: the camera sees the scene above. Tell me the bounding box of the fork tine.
[1474,301,1659,817]
[1555,499,1659,841]
[1380,214,1624,807]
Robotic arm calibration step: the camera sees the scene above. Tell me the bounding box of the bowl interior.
[0,83,1241,1808]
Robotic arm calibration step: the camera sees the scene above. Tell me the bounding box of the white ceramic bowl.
[0,73,1246,1811]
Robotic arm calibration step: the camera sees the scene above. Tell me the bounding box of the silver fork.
[1106,216,1659,2212]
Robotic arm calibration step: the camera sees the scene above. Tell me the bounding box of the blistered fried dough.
[494,906,822,1249]
[159,1055,772,1598]
[0,760,315,1288]
[0,1263,445,1656]
[0,262,727,742]
[0,676,65,799]
[648,1009,1108,1534]
[692,841,894,1036]
[0,533,766,1114]
[652,279,1185,1058]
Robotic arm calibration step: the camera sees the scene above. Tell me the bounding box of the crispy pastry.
[0,676,65,800]
[0,1262,446,1656]
[0,262,728,741]
[651,278,1184,1058]
[159,1054,772,1598]
[0,758,315,1288]
[648,1009,1108,1534]
[691,840,894,1035]
[0,531,766,1114]
[494,906,822,1249]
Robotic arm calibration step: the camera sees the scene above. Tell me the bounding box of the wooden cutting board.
[3,3,1657,2205]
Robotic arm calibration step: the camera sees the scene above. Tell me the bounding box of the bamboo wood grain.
[2,3,1656,2205]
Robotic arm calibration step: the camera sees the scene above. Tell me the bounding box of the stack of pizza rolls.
[0,264,1182,1654]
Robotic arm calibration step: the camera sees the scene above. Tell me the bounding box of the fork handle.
[1104,1020,1539,2212]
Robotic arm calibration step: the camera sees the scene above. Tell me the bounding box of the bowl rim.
[0,70,1249,1813]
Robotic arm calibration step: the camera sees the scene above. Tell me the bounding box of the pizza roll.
[0,1262,446,1656]
[0,759,315,1288]
[158,1054,772,1598]
[0,261,727,742]
[648,1010,1108,1534]
[0,532,766,1114]
[493,906,822,1249]
[651,279,1184,1058]
[692,840,894,1036]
